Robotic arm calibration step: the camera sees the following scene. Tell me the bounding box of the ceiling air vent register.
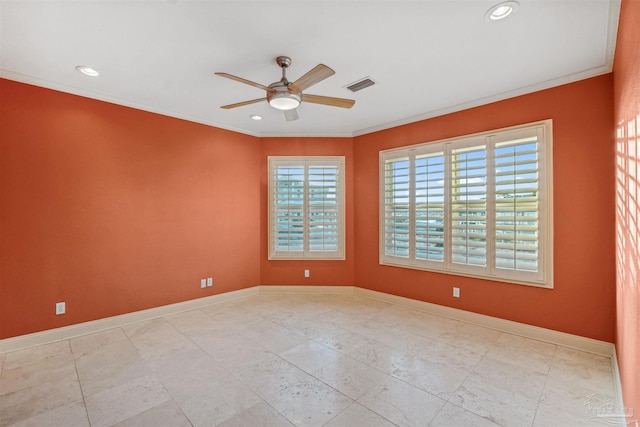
[346,77,376,93]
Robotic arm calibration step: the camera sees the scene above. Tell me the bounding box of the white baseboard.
[259,285,354,295]
[0,287,259,354]
[353,287,615,358]
[1,285,614,359]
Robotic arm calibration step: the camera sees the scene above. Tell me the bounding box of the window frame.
[379,120,554,288]
[268,156,346,260]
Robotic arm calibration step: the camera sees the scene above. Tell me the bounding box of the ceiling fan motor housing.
[267,73,301,110]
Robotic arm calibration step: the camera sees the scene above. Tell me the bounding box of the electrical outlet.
[304,269,310,278]
[453,287,460,298]
[200,279,207,288]
[56,302,66,315]
[207,277,213,287]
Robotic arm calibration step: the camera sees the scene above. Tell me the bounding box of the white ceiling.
[0,0,620,137]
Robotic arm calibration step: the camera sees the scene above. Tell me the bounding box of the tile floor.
[0,294,618,427]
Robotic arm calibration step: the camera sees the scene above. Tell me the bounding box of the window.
[269,156,345,260]
[380,120,553,287]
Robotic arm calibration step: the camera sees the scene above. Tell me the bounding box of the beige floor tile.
[532,401,594,427]
[241,320,309,354]
[540,377,613,418]
[84,374,172,427]
[69,328,131,359]
[152,350,231,403]
[217,401,295,427]
[450,374,539,427]
[0,354,77,395]
[399,312,458,341]
[265,377,353,427]
[323,402,397,427]
[177,376,262,427]
[165,308,228,338]
[485,333,556,375]
[232,354,317,399]
[113,400,191,427]
[8,400,89,427]
[358,375,445,427]
[3,341,72,372]
[0,374,83,426]
[429,402,502,427]
[203,334,276,370]
[0,293,620,427]
[280,340,342,374]
[122,317,200,358]
[74,340,151,397]
[391,354,472,399]
[547,346,615,394]
[471,355,548,401]
[349,339,413,374]
[437,321,502,354]
[285,317,344,341]
[313,355,388,400]
[313,328,374,355]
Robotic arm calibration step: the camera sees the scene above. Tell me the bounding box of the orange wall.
[0,79,261,339]
[259,137,355,286]
[354,74,616,342]
[613,0,640,419]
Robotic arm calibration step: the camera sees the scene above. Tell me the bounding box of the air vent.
[345,77,375,93]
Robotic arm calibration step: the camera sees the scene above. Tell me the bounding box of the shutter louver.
[383,157,411,258]
[415,153,445,262]
[494,137,540,273]
[450,145,487,267]
[308,166,339,253]
[274,166,305,253]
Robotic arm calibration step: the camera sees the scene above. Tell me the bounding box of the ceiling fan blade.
[215,73,275,93]
[220,98,266,109]
[302,94,355,109]
[284,109,299,122]
[289,64,335,92]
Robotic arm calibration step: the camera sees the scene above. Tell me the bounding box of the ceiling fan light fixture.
[267,92,301,111]
[485,1,519,21]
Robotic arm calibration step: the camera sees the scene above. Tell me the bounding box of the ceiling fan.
[215,56,355,121]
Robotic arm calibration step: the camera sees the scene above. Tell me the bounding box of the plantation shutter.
[450,144,488,268]
[308,166,340,253]
[492,129,544,280]
[379,120,552,287]
[383,155,411,258]
[415,152,446,262]
[274,166,305,253]
[269,157,345,260]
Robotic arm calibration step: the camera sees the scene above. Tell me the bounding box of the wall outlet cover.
[55,302,66,315]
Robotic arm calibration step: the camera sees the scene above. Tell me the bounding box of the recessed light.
[250,115,263,121]
[485,1,519,21]
[76,66,100,77]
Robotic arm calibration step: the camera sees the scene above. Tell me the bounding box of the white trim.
[353,287,615,357]
[268,156,346,260]
[1,285,613,359]
[259,285,354,295]
[611,346,626,413]
[0,287,259,354]
[379,120,554,289]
